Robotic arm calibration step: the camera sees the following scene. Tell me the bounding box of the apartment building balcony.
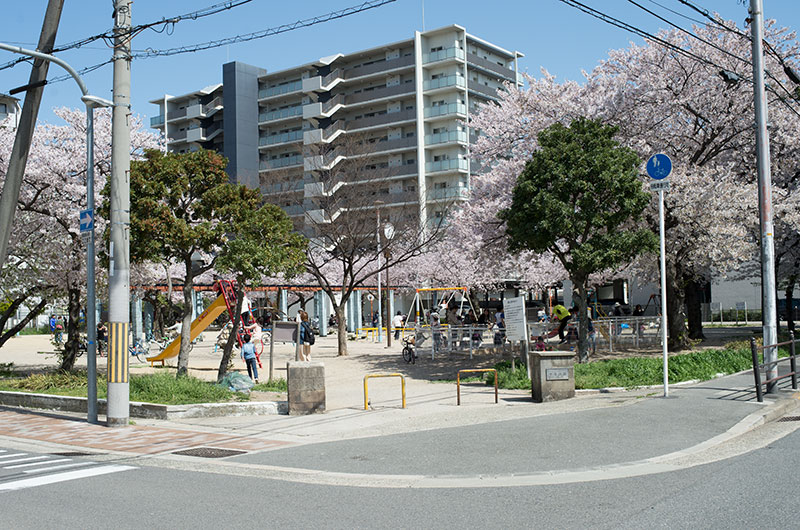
[425,158,469,173]
[303,68,345,92]
[424,130,468,147]
[466,53,517,81]
[366,135,416,154]
[304,94,345,120]
[260,154,304,171]
[343,54,414,81]
[258,105,303,124]
[201,96,223,116]
[258,79,303,100]
[348,108,416,132]
[304,120,347,144]
[261,179,305,195]
[150,114,165,127]
[423,46,465,65]
[423,75,466,92]
[258,129,303,147]
[345,82,415,106]
[167,122,223,144]
[166,107,187,121]
[427,186,470,202]
[467,80,500,100]
[281,204,306,217]
[423,102,467,120]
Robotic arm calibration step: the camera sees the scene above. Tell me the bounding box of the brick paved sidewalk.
[0,408,291,455]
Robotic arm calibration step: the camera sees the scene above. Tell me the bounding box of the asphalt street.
[2,418,799,529]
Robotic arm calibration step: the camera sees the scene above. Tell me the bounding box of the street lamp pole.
[375,203,383,343]
[0,42,113,424]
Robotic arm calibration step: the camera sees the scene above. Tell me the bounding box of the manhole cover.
[172,447,247,458]
[777,416,800,422]
[50,452,94,457]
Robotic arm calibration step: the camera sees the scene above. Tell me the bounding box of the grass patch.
[252,378,288,392]
[0,371,250,405]
[434,343,782,391]
[17,326,51,335]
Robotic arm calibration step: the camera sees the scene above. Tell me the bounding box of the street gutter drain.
[172,447,247,458]
[777,416,800,422]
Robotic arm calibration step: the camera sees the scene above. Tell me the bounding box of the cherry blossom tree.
[0,107,160,366]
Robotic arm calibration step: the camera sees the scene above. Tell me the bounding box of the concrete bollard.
[287,361,326,415]
[531,350,575,403]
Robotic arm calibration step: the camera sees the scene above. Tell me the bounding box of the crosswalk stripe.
[23,462,95,475]
[0,465,135,491]
[1,456,49,465]
[0,454,26,460]
[5,459,72,470]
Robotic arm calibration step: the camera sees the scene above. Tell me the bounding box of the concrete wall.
[223,61,266,189]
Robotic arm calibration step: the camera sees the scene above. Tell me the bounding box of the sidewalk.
[0,332,798,484]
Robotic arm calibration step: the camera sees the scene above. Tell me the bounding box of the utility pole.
[749,0,778,392]
[107,0,132,426]
[0,0,64,271]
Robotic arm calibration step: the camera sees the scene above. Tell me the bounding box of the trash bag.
[218,372,254,393]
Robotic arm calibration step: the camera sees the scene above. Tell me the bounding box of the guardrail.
[750,332,798,402]
[363,373,406,410]
[456,369,498,405]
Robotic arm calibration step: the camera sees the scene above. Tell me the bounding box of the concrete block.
[287,361,326,415]
[531,350,575,403]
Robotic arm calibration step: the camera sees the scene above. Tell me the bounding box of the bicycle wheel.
[402,346,413,363]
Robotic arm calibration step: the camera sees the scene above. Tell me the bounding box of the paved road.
[2,418,799,529]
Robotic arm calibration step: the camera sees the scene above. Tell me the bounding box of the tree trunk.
[684,279,705,340]
[217,281,244,381]
[59,286,82,371]
[335,304,348,356]
[0,298,47,348]
[666,271,690,352]
[176,259,195,377]
[574,278,589,363]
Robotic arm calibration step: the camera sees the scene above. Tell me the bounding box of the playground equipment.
[405,287,477,329]
[146,280,259,367]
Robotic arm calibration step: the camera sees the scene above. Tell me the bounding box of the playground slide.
[147,295,228,364]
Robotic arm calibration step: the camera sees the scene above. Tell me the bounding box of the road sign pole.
[658,189,668,397]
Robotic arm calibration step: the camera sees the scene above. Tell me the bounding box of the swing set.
[404,286,477,328]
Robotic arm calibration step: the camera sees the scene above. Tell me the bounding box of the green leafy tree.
[214,204,306,382]
[128,148,271,376]
[500,118,657,362]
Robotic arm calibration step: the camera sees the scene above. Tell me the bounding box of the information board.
[504,296,527,343]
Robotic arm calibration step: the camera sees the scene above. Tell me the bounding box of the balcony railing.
[347,108,416,131]
[427,187,470,201]
[201,96,223,114]
[166,108,187,120]
[424,102,466,119]
[365,135,416,153]
[150,115,165,127]
[344,54,415,80]
[260,154,303,170]
[423,75,465,91]
[423,46,465,64]
[259,130,303,146]
[425,158,469,173]
[467,53,516,81]
[345,82,415,105]
[259,105,303,123]
[321,94,345,114]
[425,130,468,146]
[258,79,303,99]
[467,80,500,99]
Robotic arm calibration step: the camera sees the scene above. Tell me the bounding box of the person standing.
[392,311,405,340]
[241,333,258,384]
[552,303,571,343]
[49,315,57,334]
[299,310,314,361]
[632,304,645,337]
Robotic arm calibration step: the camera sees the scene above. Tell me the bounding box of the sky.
[1,0,798,126]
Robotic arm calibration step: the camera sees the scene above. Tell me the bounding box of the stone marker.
[531,350,575,403]
[287,361,326,415]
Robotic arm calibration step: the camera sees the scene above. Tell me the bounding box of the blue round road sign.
[646,153,672,180]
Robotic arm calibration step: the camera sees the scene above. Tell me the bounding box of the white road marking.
[0,454,26,460]
[23,462,95,475]
[0,465,135,492]
[5,458,72,470]
[1,456,49,465]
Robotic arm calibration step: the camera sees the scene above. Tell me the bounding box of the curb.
[0,390,287,419]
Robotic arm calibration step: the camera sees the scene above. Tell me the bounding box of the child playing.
[534,336,547,351]
[241,333,258,384]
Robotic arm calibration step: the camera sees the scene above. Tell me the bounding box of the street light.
[0,42,113,424]
[383,221,395,348]
[374,201,384,343]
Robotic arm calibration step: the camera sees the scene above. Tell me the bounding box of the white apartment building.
[0,93,21,129]
[150,25,523,230]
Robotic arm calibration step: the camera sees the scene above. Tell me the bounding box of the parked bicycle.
[401,336,417,364]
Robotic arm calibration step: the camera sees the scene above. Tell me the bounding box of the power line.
[643,0,707,26]
[555,0,800,120]
[131,0,397,59]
